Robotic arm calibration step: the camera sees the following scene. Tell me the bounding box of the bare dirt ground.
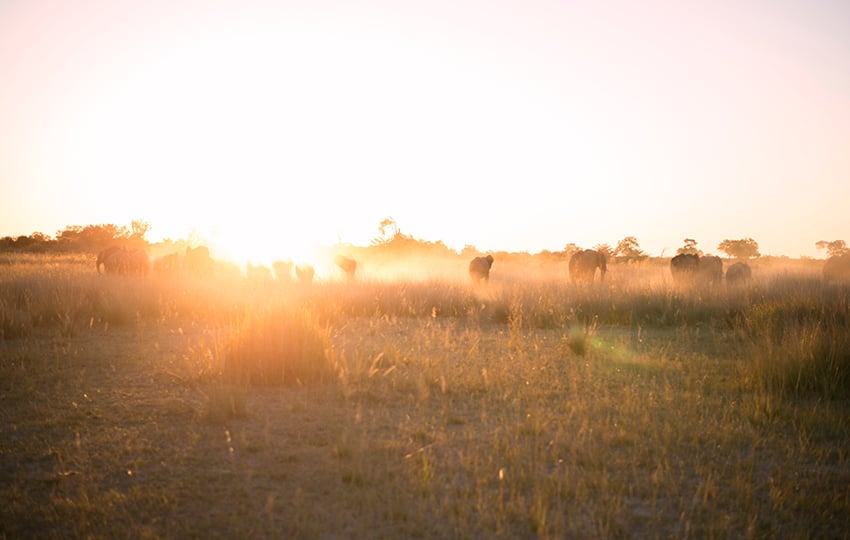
[2,322,374,538]
[3,319,484,538]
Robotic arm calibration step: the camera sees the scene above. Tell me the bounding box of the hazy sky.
[2,0,848,262]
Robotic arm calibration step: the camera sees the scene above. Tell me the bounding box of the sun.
[182,217,330,271]
[66,12,409,270]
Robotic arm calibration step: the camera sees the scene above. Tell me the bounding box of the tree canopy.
[816,240,848,258]
[365,217,454,258]
[676,238,703,256]
[613,236,648,262]
[593,243,613,259]
[718,238,761,259]
[1,222,147,253]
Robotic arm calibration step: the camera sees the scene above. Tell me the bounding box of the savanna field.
[2,251,849,538]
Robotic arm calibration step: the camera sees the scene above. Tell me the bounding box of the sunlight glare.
[203,222,324,271]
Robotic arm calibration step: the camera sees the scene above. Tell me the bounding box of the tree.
[613,236,648,262]
[0,233,53,252]
[676,238,703,256]
[593,243,612,259]
[562,243,581,259]
[56,225,83,243]
[816,240,848,258]
[718,238,760,259]
[371,217,401,246]
[130,219,151,241]
[461,245,479,258]
[55,224,128,251]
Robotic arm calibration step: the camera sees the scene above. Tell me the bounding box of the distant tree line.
[0,220,150,253]
[3,216,844,262]
[672,237,760,259]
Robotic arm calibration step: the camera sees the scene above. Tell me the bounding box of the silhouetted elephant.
[468,254,494,285]
[129,249,150,276]
[334,255,357,280]
[97,247,149,276]
[96,246,124,274]
[272,260,293,282]
[726,262,752,287]
[100,248,130,275]
[184,246,214,277]
[670,253,700,284]
[246,263,272,281]
[698,255,723,286]
[295,264,314,285]
[823,254,850,283]
[153,253,180,274]
[568,249,607,284]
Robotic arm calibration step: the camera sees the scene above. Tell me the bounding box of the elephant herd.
[269,255,349,284]
[468,250,608,286]
[96,245,358,284]
[96,244,850,286]
[270,260,315,284]
[665,253,850,286]
[669,253,752,287]
[97,245,214,278]
[468,250,759,287]
[474,251,849,286]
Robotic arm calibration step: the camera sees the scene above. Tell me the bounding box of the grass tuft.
[223,305,336,387]
[204,384,247,423]
[744,308,850,401]
[738,278,850,402]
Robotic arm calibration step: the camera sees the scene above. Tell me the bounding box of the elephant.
[670,253,700,284]
[725,262,752,287]
[184,246,214,277]
[246,263,273,281]
[153,252,181,274]
[671,254,723,286]
[698,255,723,286]
[823,254,850,283]
[334,255,357,280]
[272,260,293,282]
[129,249,150,276]
[295,264,314,284]
[468,254,494,285]
[97,246,149,276]
[96,246,124,274]
[100,248,131,275]
[568,249,607,284]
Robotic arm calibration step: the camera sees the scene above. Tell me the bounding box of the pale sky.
[1,0,848,263]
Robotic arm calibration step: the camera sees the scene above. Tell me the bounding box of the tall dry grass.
[739,280,850,401]
[2,253,847,405]
[1,253,849,537]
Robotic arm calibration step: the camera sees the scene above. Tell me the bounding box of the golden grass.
[1,253,848,538]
